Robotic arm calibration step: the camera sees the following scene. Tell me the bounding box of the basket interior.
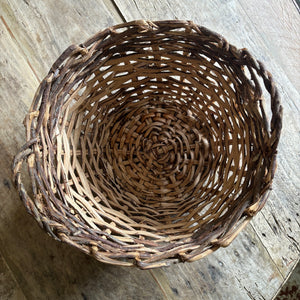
[44,23,271,245]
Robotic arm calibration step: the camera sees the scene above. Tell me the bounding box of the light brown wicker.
[13,20,282,269]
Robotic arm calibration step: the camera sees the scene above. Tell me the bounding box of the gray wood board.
[150,228,283,300]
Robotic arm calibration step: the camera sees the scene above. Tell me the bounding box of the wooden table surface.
[0,1,299,299]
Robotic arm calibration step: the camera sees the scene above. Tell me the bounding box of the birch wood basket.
[13,20,282,269]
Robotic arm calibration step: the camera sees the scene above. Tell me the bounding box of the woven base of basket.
[13,20,282,269]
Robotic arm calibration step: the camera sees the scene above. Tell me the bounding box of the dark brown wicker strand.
[13,20,282,269]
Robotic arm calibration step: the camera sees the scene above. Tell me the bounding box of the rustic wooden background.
[0,0,299,299]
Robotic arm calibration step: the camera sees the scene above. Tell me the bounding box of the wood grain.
[1,0,123,78]
[151,228,283,300]
[0,0,299,299]
[238,0,300,91]
[0,254,26,300]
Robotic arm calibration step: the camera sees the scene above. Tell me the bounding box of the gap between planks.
[271,256,300,300]
[110,0,127,22]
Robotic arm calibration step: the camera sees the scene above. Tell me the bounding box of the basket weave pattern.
[13,20,282,269]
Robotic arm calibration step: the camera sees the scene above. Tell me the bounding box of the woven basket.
[13,20,282,269]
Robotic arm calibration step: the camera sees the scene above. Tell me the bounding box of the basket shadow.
[4,200,162,300]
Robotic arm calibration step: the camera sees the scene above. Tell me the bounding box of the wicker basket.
[13,20,282,269]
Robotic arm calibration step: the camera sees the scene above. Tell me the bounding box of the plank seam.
[292,0,300,13]
[110,0,127,22]
[271,256,300,300]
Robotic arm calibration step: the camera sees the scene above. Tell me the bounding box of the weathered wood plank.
[0,253,26,300]
[1,0,123,78]
[151,227,283,300]
[113,0,300,298]
[238,0,300,91]
[0,1,165,299]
